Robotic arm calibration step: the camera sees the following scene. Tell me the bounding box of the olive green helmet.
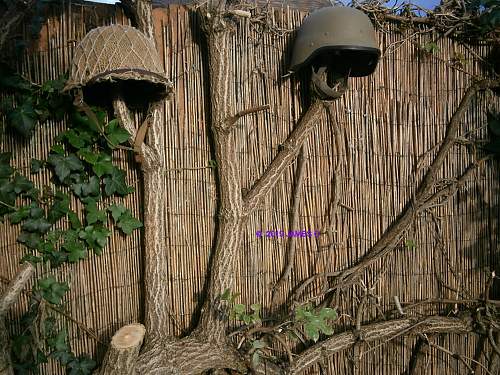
[289,6,380,77]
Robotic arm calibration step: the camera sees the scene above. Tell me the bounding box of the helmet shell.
[64,24,171,94]
[289,7,380,77]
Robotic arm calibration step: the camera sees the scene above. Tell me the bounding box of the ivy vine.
[0,64,142,374]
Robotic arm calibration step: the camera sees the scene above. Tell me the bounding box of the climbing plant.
[0,65,142,374]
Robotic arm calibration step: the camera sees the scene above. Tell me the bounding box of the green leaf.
[9,205,31,224]
[0,153,14,178]
[7,102,38,138]
[30,158,44,174]
[233,304,246,315]
[62,129,86,149]
[50,144,65,155]
[318,307,337,320]
[252,339,266,350]
[47,329,70,352]
[22,216,51,234]
[17,231,41,249]
[115,210,142,235]
[72,176,100,198]
[108,203,127,221]
[105,119,130,148]
[51,350,74,366]
[62,238,87,263]
[250,303,261,312]
[103,167,131,196]
[92,153,113,177]
[38,276,69,305]
[12,174,33,194]
[304,322,320,342]
[68,355,97,375]
[47,153,84,182]
[251,351,261,368]
[68,210,82,229]
[79,225,111,255]
[48,191,70,223]
[85,200,107,224]
[77,148,98,165]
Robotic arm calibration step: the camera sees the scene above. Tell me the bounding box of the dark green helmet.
[289,7,380,77]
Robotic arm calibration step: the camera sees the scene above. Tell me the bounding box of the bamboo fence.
[0,1,499,374]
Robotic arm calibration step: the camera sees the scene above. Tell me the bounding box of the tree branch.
[243,100,324,213]
[120,0,154,41]
[0,263,35,318]
[293,79,500,300]
[289,315,474,374]
[0,263,35,375]
[0,1,36,54]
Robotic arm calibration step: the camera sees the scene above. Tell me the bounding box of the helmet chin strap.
[311,66,349,100]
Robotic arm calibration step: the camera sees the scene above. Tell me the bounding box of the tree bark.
[0,263,35,375]
[99,324,145,375]
[289,316,474,374]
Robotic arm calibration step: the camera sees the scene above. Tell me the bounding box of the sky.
[91,0,442,10]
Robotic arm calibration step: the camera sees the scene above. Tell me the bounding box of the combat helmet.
[64,24,172,100]
[289,6,380,77]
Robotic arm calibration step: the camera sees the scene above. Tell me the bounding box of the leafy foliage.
[1,69,142,373]
[485,111,500,156]
[220,289,261,325]
[294,304,337,342]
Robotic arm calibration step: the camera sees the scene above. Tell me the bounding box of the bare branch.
[112,97,137,141]
[289,315,474,374]
[0,0,36,54]
[293,79,500,300]
[0,263,34,318]
[227,104,270,129]
[244,100,324,213]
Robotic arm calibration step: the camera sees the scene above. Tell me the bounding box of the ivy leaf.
[233,304,246,315]
[47,153,84,182]
[72,176,100,198]
[7,102,38,138]
[9,205,31,224]
[108,203,127,221]
[48,191,70,223]
[115,210,142,235]
[22,216,51,234]
[17,231,41,249]
[85,200,107,224]
[318,307,337,321]
[51,144,65,155]
[62,129,86,149]
[77,148,98,165]
[68,210,81,229]
[92,153,113,177]
[0,153,14,178]
[62,238,87,263]
[38,276,69,305]
[51,350,74,366]
[12,174,33,194]
[252,339,266,350]
[304,322,320,342]
[79,225,111,255]
[251,352,261,368]
[104,167,131,196]
[105,119,130,148]
[47,329,70,352]
[30,158,44,174]
[68,355,96,375]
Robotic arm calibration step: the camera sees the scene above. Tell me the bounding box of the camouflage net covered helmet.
[64,24,171,95]
[289,7,380,77]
